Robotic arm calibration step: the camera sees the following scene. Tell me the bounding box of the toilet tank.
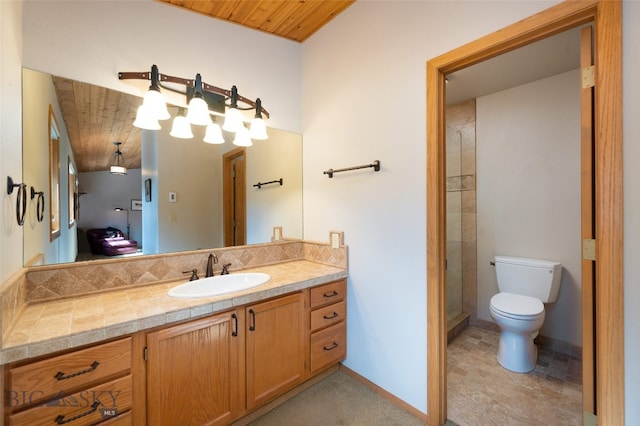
[494,256,563,303]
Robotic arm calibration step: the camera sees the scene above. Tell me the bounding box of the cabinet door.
[146,310,243,426]
[246,292,305,410]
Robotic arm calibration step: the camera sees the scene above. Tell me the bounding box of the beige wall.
[22,68,78,265]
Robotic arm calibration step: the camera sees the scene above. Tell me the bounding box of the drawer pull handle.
[55,400,100,424]
[323,342,339,351]
[323,312,339,320]
[249,309,256,331]
[323,291,338,298]
[232,313,238,337]
[54,361,100,380]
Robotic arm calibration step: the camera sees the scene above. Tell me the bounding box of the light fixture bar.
[118,67,270,118]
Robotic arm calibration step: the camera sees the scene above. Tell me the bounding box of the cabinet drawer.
[310,322,346,372]
[9,374,132,426]
[310,280,346,309]
[310,300,346,332]
[8,337,132,405]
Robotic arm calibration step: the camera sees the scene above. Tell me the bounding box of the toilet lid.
[491,292,544,317]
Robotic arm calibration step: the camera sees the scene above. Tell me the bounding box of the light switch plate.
[329,231,344,249]
[169,192,177,203]
[272,226,283,241]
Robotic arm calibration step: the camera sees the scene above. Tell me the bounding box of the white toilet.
[489,256,562,373]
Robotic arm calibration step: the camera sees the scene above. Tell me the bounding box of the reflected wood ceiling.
[53,1,355,173]
[158,0,355,42]
[52,76,142,173]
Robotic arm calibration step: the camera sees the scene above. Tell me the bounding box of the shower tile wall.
[447,127,463,320]
[447,100,478,326]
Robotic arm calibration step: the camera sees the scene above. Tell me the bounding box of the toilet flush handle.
[490,261,495,266]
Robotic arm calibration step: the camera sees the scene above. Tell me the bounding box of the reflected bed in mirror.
[22,68,303,267]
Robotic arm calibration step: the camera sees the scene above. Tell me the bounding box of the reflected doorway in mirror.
[145,179,152,202]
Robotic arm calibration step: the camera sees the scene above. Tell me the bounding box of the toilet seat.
[490,292,544,319]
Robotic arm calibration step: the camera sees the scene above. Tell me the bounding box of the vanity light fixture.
[222,85,242,132]
[110,142,127,175]
[186,74,212,126]
[143,64,170,121]
[169,107,194,139]
[204,120,225,145]
[232,125,253,147]
[118,64,270,144]
[249,98,268,140]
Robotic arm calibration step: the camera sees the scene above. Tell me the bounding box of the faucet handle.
[183,269,199,281]
[221,263,232,275]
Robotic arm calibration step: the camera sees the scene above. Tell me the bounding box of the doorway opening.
[426,1,623,425]
[223,147,247,247]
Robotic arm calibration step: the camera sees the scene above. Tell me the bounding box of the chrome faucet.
[206,252,219,277]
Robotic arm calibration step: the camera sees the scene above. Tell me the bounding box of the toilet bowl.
[490,256,562,373]
[490,292,545,373]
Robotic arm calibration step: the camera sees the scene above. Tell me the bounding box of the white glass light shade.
[169,115,194,139]
[133,105,161,130]
[204,123,225,144]
[249,117,268,140]
[222,107,243,133]
[110,165,127,175]
[186,96,212,126]
[143,89,170,120]
[232,125,252,147]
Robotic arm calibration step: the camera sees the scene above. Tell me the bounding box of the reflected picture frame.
[145,179,152,202]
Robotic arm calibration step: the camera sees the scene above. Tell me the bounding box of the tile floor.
[447,326,583,426]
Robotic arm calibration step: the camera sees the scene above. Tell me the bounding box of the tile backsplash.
[23,240,346,303]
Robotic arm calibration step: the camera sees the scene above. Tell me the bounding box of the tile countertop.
[1,260,348,365]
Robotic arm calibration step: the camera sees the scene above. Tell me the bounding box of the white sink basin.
[168,273,271,298]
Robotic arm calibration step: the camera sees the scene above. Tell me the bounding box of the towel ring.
[7,177,27,226]
[31,187,45,223]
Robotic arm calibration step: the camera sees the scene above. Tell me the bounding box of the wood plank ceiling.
[52,76,142,173]
[54,1,355,173]
[158,0,355,43]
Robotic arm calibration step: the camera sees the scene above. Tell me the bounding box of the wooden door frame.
[223,147,247,246]
[426,1,623,425]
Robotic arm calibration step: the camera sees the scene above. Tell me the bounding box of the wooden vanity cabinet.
[309,279,347,373]
[5,337,133,426]
[245,291,306,410]
[2,279,346,426]
[145,309,244,426]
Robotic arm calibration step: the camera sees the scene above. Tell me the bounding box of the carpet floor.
[247,370,427,426]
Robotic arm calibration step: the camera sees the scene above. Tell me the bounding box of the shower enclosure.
[446,126,464,324]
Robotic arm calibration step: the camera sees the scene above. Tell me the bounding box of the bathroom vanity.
[1,241,348,425]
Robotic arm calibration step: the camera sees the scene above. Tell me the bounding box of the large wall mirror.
[22,68,303,267]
